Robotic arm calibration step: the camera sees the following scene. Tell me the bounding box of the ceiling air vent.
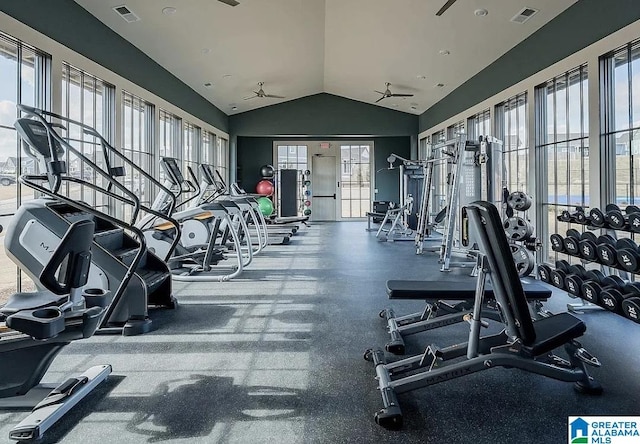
[511,7,538,24]
[113,5,140,23]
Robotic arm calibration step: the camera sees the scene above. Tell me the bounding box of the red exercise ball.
[256,179,275,196]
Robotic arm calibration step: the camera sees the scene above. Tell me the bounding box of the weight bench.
[380,279,552,354]
[366,201,602,430]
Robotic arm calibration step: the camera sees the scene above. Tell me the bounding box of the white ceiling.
[74,0,578,116]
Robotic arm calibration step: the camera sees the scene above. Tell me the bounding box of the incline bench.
[380,278,552,355]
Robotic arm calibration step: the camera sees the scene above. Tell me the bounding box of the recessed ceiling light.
[201,48,211,54]
[439,49,450,56]
[474,8,489,17]
[435,83,445,88]
[410,106,418,111]
[222,74,233,79]
[162,6,177,15]
[231,106,238,111]
[204,82,212,88]
[417,75,427,80]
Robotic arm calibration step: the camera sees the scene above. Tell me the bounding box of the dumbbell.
[581,275,625,305]
[538,264,552,283]
[589,207,607,228]
[565,269,606,299]
[629,211,640,233]
[600,282,640,313]
[550,233,565,253]
[578,231,598,261]
[615,238,640,273]
[595,235,617,266]
[550,260,585,290]
[558,207,587,224]
[605,204,640,230]
[562,229,581,257]
[621,296,640,323]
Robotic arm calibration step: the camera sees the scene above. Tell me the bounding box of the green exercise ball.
[257,197,274,216]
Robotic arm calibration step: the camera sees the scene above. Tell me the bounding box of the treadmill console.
[14,118,65,160]
[160,157,185,184]
[199,163,216,185]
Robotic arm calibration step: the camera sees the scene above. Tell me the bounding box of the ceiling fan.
[218,0,239,6]
[374,83,413,103]
[436,0,458,16]
[243,82,286,100]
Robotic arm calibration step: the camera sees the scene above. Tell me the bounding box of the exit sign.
[320,142,330,149]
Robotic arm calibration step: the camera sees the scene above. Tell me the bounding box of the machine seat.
[0,292,66,317]
[525,312,586,356]
[386,280,551,301]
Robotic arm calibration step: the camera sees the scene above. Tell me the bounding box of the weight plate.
[585,270,605,284]
[606,209,626,229]
[596,244,617,266]
[566,229,581,239]
[550,270,566,289]
[559,210,572,222]
[568,264,587,277]
[597,235,616,246]
[581,282,600,303]
[580,232,597,242]
[575,211,587,224]
[616,249,639,273]
[565,275,583,297]
[511,244,535,277]
[605,203,621,212]
[616,238,637,250]
[538,264,552,283]
[503,216,534,241]
[626,205,640,215]
[589,208,606,227]
[506,191,532,211]
[550,234,565,252]
[629,213,640,232]
[578,240,597,260]
[563,237,580,256]
[622,298,640,323]
[555,260,571,272]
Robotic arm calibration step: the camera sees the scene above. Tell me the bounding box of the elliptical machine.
[0,218,111,442]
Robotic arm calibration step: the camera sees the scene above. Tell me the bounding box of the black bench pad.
[386,280,551,301]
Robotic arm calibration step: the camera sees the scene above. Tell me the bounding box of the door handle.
[315,194,336,200]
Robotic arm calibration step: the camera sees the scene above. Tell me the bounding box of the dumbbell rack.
[542,203,640,323]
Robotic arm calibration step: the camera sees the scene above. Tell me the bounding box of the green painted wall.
[419,0,640,132]
[230,93,418,137]
[0,0,229,132]
[237,136,410,205]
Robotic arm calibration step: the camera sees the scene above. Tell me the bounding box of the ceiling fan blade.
[218,0,239,6]
[264,94,286,99]
[374,90,385,95]
[436,0,458,16]
[374,96,386,103]
[243,95,257,100]
[390,93,414,97]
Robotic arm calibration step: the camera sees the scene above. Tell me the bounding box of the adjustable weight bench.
[381,279,552,354]
[365,201,602,430]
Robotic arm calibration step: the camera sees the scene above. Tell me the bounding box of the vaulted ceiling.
[74,0,577,116]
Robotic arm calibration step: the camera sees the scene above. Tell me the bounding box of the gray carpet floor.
[1,221,639,443]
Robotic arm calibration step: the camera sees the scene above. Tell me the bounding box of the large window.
[601,40,640,206]
[121,91,153,221]
[158,109,181,184]
[182,121,200,185]
[276,145,308,216]
[537,65,589,262]
[216,137,229,186]
[61,63,114,212]
[0,32,50,298]
[467,109,491,142]
[431,130,448,215]
[340,144,371,218]
[497,92,528,193]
